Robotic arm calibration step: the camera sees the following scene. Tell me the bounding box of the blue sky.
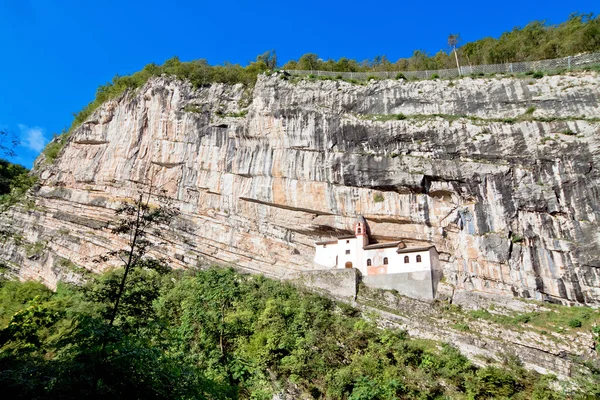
[1,1,598,168]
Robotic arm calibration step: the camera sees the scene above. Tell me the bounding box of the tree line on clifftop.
[283,13,600,72]
[66,13,599,134]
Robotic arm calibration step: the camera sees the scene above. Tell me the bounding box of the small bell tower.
[354,219,368,247]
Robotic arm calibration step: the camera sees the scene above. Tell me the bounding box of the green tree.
[256,50,278,70]
[98,190,179,328]
[0,160,29,196]
[297,53,320,70]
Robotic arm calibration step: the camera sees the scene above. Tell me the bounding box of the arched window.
[357,227,362,233]
[383,257,388,265]
[404,256,409,263]
[416,255,422,263]
[366,259,372,266]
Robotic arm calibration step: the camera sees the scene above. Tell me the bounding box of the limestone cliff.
[2,72,600,305]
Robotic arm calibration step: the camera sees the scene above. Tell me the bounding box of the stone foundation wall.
[362,270,435,300]
[289,267,436,301]
[286,268,358,300]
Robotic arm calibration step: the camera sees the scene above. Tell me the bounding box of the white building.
[314,218,440,300]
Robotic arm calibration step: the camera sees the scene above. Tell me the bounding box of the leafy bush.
[592,325,600,353]
[514,314,532,324]
[568,318,583,328]
[0,160,37,210]
[373,193,385,203]
[465,367,519,398]
[511,234,525,243]
[0,280,52,327]
[430,73,440,79]
[41,129,73,165]
[0,160,28,195]
[532,71,545,79]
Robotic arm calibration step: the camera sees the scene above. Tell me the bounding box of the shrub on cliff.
[0,160,29,196]
[0,159,37,210]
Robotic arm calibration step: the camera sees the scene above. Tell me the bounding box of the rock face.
[2,72,600,304]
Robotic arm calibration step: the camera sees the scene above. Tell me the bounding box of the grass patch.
[511,234,524,243]
[468,303,600,335]
[183,104,202,113]
[41,130,72,165]
[23,241,46,258]
[561,128,576,135]
[362,110,600,126]
[453,322,471,331]
[223,110,248,118]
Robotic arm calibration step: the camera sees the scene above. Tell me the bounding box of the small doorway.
[345,262,353,269]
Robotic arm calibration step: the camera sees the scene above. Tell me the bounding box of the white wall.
[363,248,432,274]
[391,250,432,274]
[314,243,338,267]
[336,237,363,273]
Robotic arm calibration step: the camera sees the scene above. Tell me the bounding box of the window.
[323,244,326,248]
[345,250,350,255]
[404,256,409,263]
[357,227,362,233]
[346,240,350,244]
[416,255,422,263]
[366,259,372,266]
[383,257,388,265]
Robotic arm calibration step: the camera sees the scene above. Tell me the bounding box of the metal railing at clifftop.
[284,52,600,80]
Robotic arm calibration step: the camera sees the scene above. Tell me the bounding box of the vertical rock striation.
[2,72,600,304]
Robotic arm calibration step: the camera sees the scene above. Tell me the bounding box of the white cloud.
[18,124,47,152]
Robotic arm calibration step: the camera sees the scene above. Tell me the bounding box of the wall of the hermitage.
[314,244,338,267]
[314,235,369,274]
[286,268,359,300]
[362,270,436,300]
[363,248,432,275]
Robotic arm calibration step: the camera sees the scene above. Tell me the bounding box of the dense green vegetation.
[283,13,600,72]
[1,266,596,399]
[0,160,37,210]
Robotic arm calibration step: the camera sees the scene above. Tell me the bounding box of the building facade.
[314,219,440,300]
